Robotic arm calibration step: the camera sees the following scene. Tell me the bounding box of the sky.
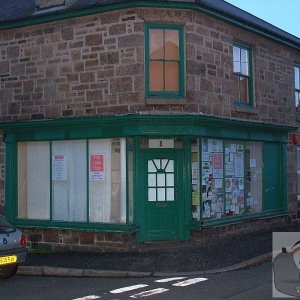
[225,0,300,38]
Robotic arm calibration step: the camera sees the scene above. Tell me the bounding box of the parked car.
[0,215,27,279]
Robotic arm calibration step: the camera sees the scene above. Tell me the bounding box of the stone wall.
[22,215,287,252]
[0,7,298,123]
[23,227,136,251]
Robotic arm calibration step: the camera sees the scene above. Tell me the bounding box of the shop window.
[199,138,262,221]
[17,138,128,224]
[201,139,224,219]
[18,142,50,220]
[233,44,252,105]
[145,24,184,98]
[52,140,87,222]
[295,65,300,112]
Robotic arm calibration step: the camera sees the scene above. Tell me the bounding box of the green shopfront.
[2,114,294,245]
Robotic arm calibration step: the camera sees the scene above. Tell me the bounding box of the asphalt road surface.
[0,263,272,300]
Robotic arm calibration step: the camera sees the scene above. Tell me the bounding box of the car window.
[0,216,15,233]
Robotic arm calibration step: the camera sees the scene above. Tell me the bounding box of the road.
[0,263,272,300]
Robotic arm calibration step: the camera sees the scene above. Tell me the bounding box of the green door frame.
[137,148,187,242]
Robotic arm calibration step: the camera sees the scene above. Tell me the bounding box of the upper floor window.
[145,24,184,98]
[295,65,300,111]
[233,44,252,105]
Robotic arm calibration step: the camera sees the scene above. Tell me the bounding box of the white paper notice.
[250,159,256,168]
[214,179,223,189]
[53,155,67,181]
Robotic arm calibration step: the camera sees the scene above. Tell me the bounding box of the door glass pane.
[149,61,164,91]
[167,188,175,201]
[165,62,179,92]
[153,159,160,169]
[165,30,179,59]
[148,160,156,172]
[150,29,164,59]
[161,159,168,170]
[157,188,166,201]
[148,188,156,201]
[157,173,166,187]
[165,160,174,172]
[148,173,156,187]
[166,173,174,186]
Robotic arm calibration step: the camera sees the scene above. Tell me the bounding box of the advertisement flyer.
[53,155,67,181]
[89,154,105,181]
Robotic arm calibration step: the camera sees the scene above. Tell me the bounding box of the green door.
[141,150,184,241]
[263,143,282,211]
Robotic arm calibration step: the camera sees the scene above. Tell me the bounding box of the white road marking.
[130,288,169,298]
[172,277,208,287]
[155,277,187,283]
[110,284,149,294]
[72,296,101,300]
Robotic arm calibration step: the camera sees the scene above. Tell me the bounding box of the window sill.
[234,102,258,114]
[145,98,187,106]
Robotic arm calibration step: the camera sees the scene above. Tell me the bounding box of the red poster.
[213,153,222,169]
[90,155,104,172]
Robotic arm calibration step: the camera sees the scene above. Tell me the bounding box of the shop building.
[0,0,299,250]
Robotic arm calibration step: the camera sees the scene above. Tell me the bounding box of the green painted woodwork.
[263,143,284,211]
[1,114,294,236]
[1,114,295,143]
[145,23,185,99]
[140,149,185,241]
[0,1,299,51]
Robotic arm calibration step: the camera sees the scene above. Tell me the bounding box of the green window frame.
[14,138,134,230]
[145,23,185,99]
[233,44,253,106]
[295,65,300,112]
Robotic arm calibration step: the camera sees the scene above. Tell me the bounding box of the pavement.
[17,222,300,278]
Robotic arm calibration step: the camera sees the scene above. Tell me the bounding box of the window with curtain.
[17,138,128,224]
[145,24,184,98]
[233,44,252,105]
[18,142,50,220]
[295,65,300,111]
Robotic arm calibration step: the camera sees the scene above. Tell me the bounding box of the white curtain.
[18,142,50,220]
[89,139,112,222]
[52,140,87,222]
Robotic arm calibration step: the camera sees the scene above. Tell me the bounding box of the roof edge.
[0,0,299,50]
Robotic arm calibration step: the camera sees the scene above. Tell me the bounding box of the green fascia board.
[0,1,299,51]
[1,114,296,143]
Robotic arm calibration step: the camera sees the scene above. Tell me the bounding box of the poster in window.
[53,155,67,181]
[89,154,105,181]
[213,153,223,178]
[235,153,244,177]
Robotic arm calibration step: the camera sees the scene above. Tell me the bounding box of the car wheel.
[0,264,18,279]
